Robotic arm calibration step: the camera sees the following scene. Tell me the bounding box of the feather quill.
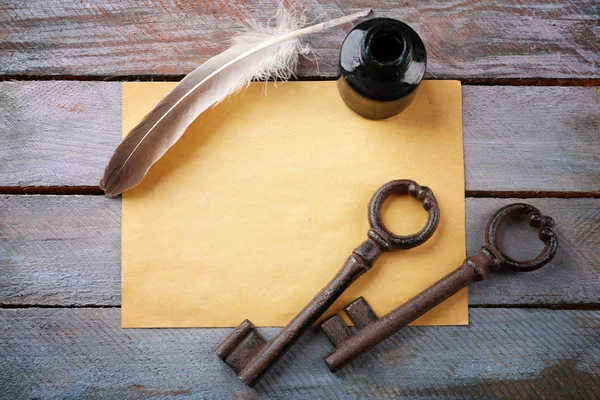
[100,8,371,197]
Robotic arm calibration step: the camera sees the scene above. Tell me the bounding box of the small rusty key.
[215,179,440,386]
[321,203,558,372]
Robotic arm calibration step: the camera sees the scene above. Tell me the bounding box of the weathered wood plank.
[0,308,598,399]
[1,196,598,307]
[1,1,598,79]
[466,198,600,306]
[0,195,121,306]
[1,82,599,192]
[462,86,600,192]
[0,82,121,187]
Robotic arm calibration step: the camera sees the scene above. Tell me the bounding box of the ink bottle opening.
[337,18,427,120]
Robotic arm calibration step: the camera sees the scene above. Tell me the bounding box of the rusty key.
[215,179,440,386]
[321,203,558,372]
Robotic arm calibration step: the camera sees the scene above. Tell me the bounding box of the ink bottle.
[337,18,427,120]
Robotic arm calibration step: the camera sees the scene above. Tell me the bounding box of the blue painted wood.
[0,81,121,187]
[1,308,598,399]
[1,83,599,192]
[1,196,597,307]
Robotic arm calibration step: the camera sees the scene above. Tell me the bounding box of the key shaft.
[323,247,494,372]
[236,239,382,385]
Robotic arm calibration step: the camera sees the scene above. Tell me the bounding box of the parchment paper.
[121,80,467,328]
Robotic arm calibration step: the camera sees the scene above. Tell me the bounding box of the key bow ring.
[367,180,440,251]
[484,203,558,272]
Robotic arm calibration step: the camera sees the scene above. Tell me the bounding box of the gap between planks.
[1,186,598,199]
[1,304,599,310]
[1,75,599,86]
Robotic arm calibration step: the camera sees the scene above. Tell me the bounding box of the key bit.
[321,203,558,372]
[215,179,441,386]
[322,297,379,349]
[344,296,378,329]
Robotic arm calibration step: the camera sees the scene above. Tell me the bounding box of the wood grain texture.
[1,196,598,307]
[466,198,600,306]
[0,308,598,399]
[462,85,600,192]
[1,1,598,79]
[0,195,121,306]
[0,82,121,187]
[1,82,599,192]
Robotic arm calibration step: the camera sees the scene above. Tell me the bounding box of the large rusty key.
[215,179,440,386]
[321,203,558,372]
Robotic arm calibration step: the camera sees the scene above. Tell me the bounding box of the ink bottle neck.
[359,25,414,75]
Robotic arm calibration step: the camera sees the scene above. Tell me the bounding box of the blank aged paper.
[121,80,466,328]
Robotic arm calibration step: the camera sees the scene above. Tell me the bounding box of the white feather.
[100,7,371,197]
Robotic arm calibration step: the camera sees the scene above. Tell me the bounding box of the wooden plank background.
[1,0,599,398]
[1,308,598,399]
[1,1,598,81]
[1,196,598,307]
[1,82,598,192]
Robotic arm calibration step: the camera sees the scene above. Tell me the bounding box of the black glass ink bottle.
[337,18,427,120]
